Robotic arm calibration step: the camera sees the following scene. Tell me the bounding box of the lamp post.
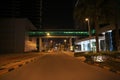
[85,18,91,51]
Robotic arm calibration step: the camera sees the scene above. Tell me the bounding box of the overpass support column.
[39,37,43,52]
[69,38,73,51]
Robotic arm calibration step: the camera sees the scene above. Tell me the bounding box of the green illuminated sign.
[28,30,95,36]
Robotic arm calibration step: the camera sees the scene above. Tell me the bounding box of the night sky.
[0,0,76,29]
[42,0,75,29]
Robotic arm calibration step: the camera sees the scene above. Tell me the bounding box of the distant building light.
[70,46,73,51]
[102,32,105,35]
[107,30,112,32]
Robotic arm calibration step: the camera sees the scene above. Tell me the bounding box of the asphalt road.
[0,52,120,80]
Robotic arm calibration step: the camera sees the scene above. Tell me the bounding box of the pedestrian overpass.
[28,29,95,51]
[28,29,95,37]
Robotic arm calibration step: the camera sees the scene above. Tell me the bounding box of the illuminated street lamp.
[85,18,91,51]
[47,32,50,36]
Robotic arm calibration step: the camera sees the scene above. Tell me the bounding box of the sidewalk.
[0,52,42,66]
[0,52,43,76]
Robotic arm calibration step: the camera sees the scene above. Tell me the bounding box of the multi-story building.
[0,0,41,53]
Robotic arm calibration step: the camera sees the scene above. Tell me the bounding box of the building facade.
[75,24,120,52]
[0,18,37,53]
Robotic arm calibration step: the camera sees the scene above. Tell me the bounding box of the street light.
[85,18,91,51]
[47,32,50,36]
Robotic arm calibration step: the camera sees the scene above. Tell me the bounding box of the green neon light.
[28,30,95,36]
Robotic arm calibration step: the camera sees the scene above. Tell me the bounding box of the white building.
[74,24,118,53]
[74,36,105,52]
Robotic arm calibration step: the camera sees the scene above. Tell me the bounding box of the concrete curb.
[103,66,110,70]
[93,63,120,75]
[62,51,74,57]
[0,56,39,76]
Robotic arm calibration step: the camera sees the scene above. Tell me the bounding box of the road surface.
[0,52,120,80]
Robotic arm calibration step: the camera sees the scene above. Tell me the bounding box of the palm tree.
[74,0,120,52]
